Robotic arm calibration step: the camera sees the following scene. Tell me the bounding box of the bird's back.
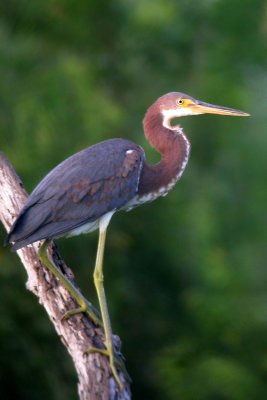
[6,138,144,250]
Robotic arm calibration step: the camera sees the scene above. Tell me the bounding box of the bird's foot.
[86,344,128,391]
[62,297,102,327]
[38,241,102,326]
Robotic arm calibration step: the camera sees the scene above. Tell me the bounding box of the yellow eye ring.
[176,99,184,106]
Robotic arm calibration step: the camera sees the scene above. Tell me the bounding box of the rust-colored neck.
[137,104,190,196]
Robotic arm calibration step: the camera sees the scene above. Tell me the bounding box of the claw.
[61,300,103,327]
[39,240,102,327]
[86,345,125,391]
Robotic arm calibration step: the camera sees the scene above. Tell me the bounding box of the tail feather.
[6,213,93,251]
[5,201,52,249]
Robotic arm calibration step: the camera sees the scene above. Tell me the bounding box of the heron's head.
[156,92,250,129]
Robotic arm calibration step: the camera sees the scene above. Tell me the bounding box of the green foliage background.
[0,0,266,399]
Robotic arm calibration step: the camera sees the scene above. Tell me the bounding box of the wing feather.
[6,139,144,249]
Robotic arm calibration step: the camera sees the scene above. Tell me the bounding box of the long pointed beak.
[191,100,250,116]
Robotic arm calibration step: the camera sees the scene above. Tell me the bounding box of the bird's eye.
[176,99,184,106]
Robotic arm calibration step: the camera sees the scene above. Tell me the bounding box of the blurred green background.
[0,0,266,399]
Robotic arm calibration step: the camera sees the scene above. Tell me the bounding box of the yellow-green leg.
[38,240,101,326]
[87,227,124,391]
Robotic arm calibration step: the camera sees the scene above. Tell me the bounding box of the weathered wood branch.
[0,152,131,400]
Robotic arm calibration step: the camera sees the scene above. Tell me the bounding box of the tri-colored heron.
[6,92,249,390]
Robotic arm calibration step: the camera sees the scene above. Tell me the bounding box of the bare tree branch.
[0,152,131,400]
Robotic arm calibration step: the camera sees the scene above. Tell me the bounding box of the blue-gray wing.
[7,139,144,250]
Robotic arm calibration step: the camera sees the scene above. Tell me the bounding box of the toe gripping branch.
[38,240,129,391]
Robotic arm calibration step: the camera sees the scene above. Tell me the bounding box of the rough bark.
[0,152,131,400]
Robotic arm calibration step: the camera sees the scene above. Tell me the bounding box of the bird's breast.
[125,132,191,211]
[123,175,178,211]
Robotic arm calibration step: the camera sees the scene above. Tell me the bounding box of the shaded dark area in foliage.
[0,1,266,399]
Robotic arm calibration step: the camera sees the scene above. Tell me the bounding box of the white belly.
[66,219,100,237]
[65,211,115,238]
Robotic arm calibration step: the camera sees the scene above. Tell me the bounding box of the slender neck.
[138,105,190,196]
[143,108,173,155]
